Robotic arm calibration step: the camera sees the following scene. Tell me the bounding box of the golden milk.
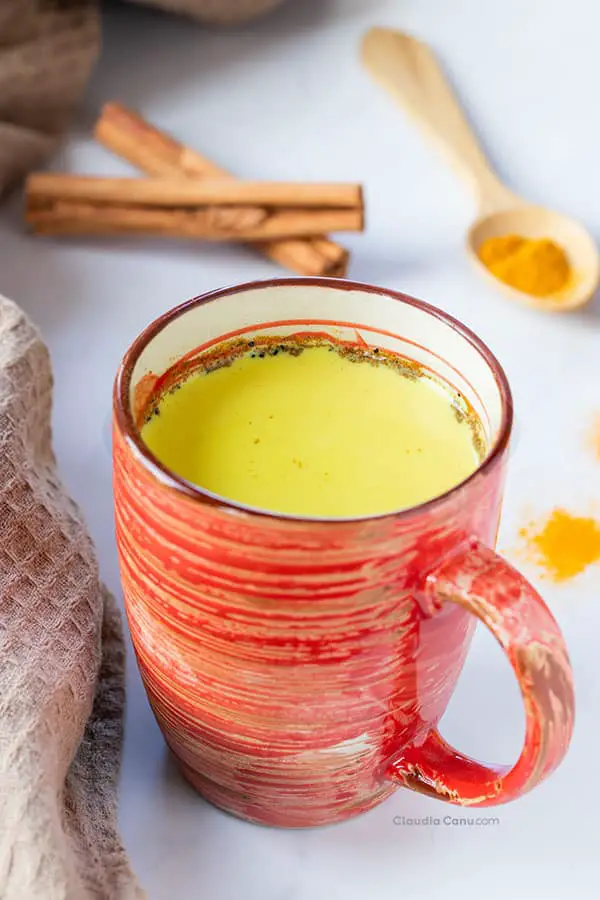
[141,342,484,518]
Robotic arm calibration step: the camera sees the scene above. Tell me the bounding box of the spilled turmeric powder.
[520,508,600,582]
[478,234,572,297]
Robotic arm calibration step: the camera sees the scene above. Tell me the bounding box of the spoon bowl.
[468,203,600,312]
[362,27,600,313]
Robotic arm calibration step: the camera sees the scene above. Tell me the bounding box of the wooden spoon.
[361,27,600,312]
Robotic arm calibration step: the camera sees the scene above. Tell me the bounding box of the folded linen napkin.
[0,0,284,196]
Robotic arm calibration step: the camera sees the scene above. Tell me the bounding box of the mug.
[113,277,574,828]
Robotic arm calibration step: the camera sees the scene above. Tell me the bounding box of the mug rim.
[114,276,514,524]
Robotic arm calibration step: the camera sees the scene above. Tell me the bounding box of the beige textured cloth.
[0,299,144,899]
[0,0,284,195]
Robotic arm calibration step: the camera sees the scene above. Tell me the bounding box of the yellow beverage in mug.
[142,338,485,518]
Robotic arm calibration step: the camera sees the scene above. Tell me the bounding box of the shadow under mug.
[113,278,574,828]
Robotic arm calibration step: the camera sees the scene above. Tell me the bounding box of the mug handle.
[386,539,575,806]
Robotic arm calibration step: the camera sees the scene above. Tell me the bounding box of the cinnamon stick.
[26,201,364,242]
[27,173,364,211]
[94,102,352,277]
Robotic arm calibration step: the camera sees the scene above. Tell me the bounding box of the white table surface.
[2,0,599,897]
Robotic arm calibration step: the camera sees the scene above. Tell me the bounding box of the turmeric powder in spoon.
[363,29,599,311]
[478,234,572,297]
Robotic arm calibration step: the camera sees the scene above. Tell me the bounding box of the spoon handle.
[362,28,512,210]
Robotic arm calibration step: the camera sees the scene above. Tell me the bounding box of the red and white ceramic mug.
[113,278,574,827]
